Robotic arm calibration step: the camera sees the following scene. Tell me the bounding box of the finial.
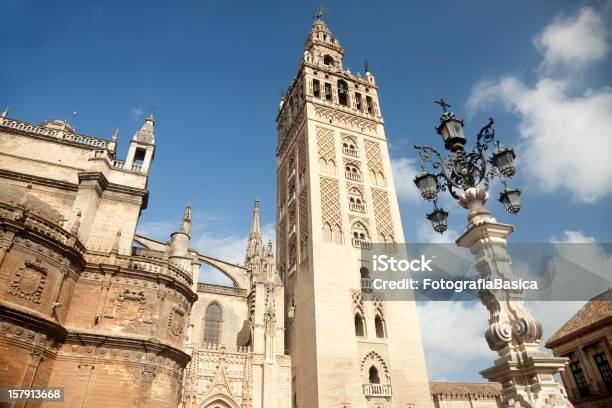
[1,107,10,118]
[435,98,452,113]
[364,59,370,73]
[314,6,329,20]
[181,202,192,236]
[112,128,119,141]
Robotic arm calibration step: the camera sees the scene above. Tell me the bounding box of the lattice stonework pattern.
[364,140,384,174]
[299,188,308,244]
[316,126,336,162]
[320,177,341,229]
[371,189,394,240]
[298,132,307,174]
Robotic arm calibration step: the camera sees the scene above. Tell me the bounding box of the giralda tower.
[275,13,433,408]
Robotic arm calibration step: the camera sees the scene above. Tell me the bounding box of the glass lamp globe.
[427,207,449,234]
[436,113,466,152]
[492,148,517,178]
[499,188,521,214]
[413,172,438,200]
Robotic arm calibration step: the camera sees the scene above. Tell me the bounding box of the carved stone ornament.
[168,306,185,336]
[104,289,153,325]
[8,259,47,304]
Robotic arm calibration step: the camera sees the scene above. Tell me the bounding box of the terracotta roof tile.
[546,289,612,346]
[429,381,501,397]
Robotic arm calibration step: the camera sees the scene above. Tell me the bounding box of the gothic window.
[355,92,362,111]
[323,54,334,66]
[374,315,385,338]
[203,302,222,345]
[342,136,358,157]
[355,313,365,337]
[324,83,332,101]
[313,79,321,98]
[345,163,362,181]
[348,187,365,212]
[337,80,348,106]
[351,222,370,248]
[366,96,373,114]
[369,366,380,384]
[594,352,612,388]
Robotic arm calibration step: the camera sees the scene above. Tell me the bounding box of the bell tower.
[276,13,433,408]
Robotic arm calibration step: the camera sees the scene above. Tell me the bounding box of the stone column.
[456,188,573,408]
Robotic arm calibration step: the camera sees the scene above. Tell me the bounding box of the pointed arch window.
[375,315,386,338]
[203,302,222,345]
[369,366,381,384]
[355,313,365,337]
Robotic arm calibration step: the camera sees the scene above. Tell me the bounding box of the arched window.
[375,315,385,338]
[369,366,380,384]
[203,303,222,345]
[323,54,334,66]
[360,267,370,279]
[313,79,321,98]
[337,80,348,106]
[355,314,365,337]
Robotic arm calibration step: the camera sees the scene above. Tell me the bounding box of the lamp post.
[413,100,573,408]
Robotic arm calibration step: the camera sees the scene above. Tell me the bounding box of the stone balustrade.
[362,383,392,397]
[1,118,108,148]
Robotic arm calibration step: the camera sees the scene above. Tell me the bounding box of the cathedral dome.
[0,181,64,225]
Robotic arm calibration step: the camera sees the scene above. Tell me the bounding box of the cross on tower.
[435,98,451,113]
[314,6,329,20]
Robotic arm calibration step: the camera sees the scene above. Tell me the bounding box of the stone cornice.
[63,327,191,365]
[0,168,79,192]
[0,300,67,340]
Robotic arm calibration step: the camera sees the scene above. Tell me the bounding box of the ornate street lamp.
[411,99,573,408]
[413,98,521,232]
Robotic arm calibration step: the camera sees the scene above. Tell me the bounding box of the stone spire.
[245,199,263,270]
[180,202,192,237]
[133,115,155,144]
[303,10,345,69]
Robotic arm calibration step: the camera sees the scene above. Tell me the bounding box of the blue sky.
[2,0,611,381]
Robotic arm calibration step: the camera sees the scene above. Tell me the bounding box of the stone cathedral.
[0,14,504,408]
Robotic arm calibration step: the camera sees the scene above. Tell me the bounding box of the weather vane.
[314,6,329,20]
[434,98,451,113]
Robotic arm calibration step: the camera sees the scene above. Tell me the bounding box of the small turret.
[125,115,155,173]
[169,203,192,270]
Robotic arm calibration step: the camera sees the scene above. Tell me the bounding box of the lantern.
[413,172,438,200]
[436,112,466,152]
[492,148,517,178]
[499,188,521,214]
[427,207,449,234]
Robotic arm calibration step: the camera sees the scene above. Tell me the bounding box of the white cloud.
[418,299,587,380]
[415,218,459,244]
[550,230,595,243]
[535,7,609,71]
[131,107,144,121]
[417,301,494,380]
[467,5,612,203]
[136,220,174,240]
[391,157,421,202]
